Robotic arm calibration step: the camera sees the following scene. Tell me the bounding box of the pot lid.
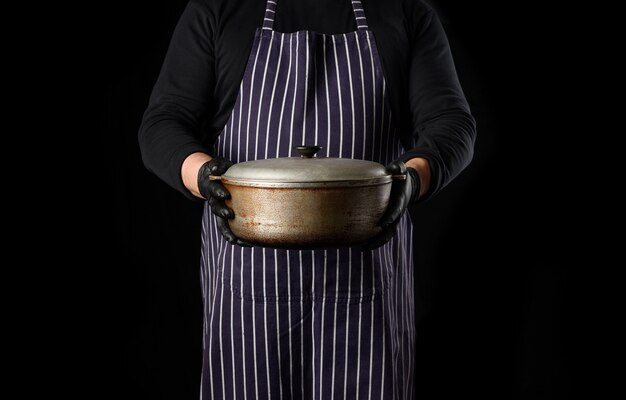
[222,146,389,183]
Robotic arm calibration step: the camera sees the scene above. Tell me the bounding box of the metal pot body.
[223,179,391,249]
[217,146,397,249]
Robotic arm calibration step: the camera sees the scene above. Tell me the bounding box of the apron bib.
[201,1,414,398]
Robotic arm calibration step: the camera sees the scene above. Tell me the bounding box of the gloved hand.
[359,160,421,251]
[198,157,251,247]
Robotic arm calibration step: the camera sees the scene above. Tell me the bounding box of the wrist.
[182,152,212,199]
[404,157,431,199]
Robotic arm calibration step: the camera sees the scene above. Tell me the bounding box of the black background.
[95,1,574,398]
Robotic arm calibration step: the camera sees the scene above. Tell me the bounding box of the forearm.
[138,104,210,199]
[182,152,213,199]
[404,157,431,200]
[402,109,475,199]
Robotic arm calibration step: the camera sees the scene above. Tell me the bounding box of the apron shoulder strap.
[351,0,370,31]
[262,0,278,30]
[262,0,371,31]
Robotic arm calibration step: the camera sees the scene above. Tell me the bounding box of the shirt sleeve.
[400,8,477,201]
[138,0,215,200]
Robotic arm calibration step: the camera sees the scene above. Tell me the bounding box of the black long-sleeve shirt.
[139,0,476,200]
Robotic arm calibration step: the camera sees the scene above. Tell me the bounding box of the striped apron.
[200,1,414,398]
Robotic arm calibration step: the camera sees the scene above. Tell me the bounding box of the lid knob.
[294,145,323,158]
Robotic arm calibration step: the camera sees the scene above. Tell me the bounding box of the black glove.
[198,157,251,247]
[359,160,421,251]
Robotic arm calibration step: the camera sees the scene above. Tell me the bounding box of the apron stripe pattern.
[201,1,415,398]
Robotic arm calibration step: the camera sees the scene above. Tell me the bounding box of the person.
[138,0,475,398]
